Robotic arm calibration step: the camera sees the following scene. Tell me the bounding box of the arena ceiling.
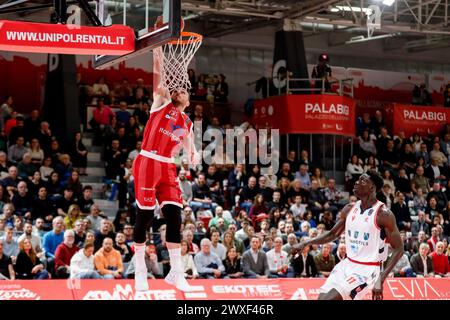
[0,0,449,51]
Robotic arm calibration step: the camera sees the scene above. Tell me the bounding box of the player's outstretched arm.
[291,203,352,256]
[377,208,404,284]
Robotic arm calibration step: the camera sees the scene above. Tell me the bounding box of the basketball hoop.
[154,30,203,92]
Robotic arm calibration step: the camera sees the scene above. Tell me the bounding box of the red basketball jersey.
[141,101,192,162]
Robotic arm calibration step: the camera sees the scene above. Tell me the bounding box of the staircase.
[81,132,119,219]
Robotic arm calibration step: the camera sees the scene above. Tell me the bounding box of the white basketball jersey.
[345,200,387,263]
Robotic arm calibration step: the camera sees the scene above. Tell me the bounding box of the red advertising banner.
[1,278,449,300]
[392,104,450,137]
[0,20,135,55]
[252,95,356,136]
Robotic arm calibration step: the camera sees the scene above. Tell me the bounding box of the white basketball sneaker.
[134,269,149,291]
[164,270,203,292]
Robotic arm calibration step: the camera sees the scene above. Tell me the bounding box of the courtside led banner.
[252,95,356,136]
[0,20,135,55]
[392,104,449,137]
[1,279,449,300]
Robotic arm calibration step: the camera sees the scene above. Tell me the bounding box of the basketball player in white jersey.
[292,171,404,300]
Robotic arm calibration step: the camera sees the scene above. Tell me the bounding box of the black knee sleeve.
[134,207,154,244]
[162,204,182,243]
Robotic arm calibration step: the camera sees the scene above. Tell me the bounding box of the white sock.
[168,247,183,273]
[134,243,146,272]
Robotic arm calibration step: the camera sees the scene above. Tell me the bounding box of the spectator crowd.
[1,73,450,282]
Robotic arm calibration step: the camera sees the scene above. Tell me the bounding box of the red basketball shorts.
[132,154,183,210]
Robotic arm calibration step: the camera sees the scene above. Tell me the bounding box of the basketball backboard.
[93,0,181,69]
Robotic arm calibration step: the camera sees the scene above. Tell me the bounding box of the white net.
[154,32,202,93]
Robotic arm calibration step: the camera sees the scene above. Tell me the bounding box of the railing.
[249,75,354,98]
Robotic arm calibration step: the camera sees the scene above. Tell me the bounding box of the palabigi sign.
[252,95,356,136]
[392,104,450,136]
[0,20,135,55]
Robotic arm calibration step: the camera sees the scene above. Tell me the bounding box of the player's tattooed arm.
[291,203,352,256]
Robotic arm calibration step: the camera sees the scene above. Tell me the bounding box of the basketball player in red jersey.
[292,171,404,300]
[132,84,201,292]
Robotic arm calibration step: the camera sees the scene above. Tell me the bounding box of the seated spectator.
[0,238,15,279]
[2,166,22,198]
[42,217,65,268]
[29,138,44,167]
[114,231,133,265]
[7,136,29,165]
[123,224,134,245]
[54,230,79,278]
[426,156,448,185]
[411,210,430,237]
[94,237,123,279]
[377,184,394,209]
[115,101,131,126]
[1,226,19,263]
[427,182,448,211]
[267,237,294,278]
[64,204,81,230]
[47,172,63,198]
[391,192,412,231]
[411,166,430,195]
[73,219,86,248]
[314,243,335,277]
[241,236,270,278]
[358,129,377,157]
[239,176,260,213]
[345,155,364,189]
[430,241,450,277]
[69,242,101,279]
[54,187,76,218]
[249,194,268,225]
[17,221,43,259]
[86,204,104,231]
[37,122,52,155]
[413,188,427,213]
[292,240,318,278]
[334,243,347,264]
[17,153,36,180]
[11,181,33,219]
[180,240,198,279]
[182,229,199,255]
[31,187,53,230]
[178,170,192,207]
[126,243,160,279]
[395,169,412,197]
[222,247,243,278]
[410,243,435,277]
[70,132,88,176]
[77,185,94,215]
[427,227,440,253]
[54,154,73,183]
[33,218,46,239]
[194,238,227,279]
[210,229,226,261]
[15,238,49,279]
[387,244,415,277]
[208,206,232,230]
[28,171,46,196]
[66,170,83,198]
[282,233,298,256]
[294,164,311,190]
[92,76,110,99]
[94,219,116,252]
[426,197,443,226]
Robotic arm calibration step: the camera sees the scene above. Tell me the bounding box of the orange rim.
[168,31,203,45]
